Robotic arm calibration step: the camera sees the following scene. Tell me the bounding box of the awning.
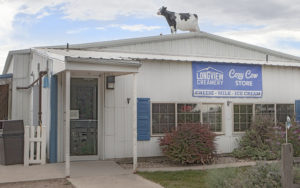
[0,74,13,85]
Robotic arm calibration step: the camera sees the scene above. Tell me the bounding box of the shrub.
[266,121,300,158]
[233,115,300,160]
[284,122,300,156]
[206,167,246,188]
[232,115,278,160]
[223,163,281,188]
[160,123,216,164]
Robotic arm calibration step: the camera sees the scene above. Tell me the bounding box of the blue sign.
[192,62,262,98]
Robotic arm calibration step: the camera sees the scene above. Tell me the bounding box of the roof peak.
[38,32,201,49]
[36,31,300,62]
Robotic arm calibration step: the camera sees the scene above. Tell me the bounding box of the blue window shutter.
[49,75,58,163]
[296,100,300,122]
[137,98,150,141]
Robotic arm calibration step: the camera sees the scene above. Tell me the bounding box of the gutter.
[65,56,142,67]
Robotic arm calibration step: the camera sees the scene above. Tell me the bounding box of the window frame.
[177,103,202,126]
[150,103,176,136]
[201,103,223,132]
[232,103,295,133]
[151,101,224,137]
[276,103,295,125]
[232,103,254,133]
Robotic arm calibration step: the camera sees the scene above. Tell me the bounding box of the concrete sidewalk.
[0,161,163,188]
[69,174,163,188]
[67,161,163,188]
[0,163,65,183]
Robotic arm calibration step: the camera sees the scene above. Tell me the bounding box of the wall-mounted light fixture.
[227,101,232,106]
[106,76,115,89]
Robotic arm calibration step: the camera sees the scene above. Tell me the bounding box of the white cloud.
[120,24,161,31]
[0,0,65,72]
[215,27,300,56]
[95,27,105,30]
[60,0,161,21]
[36,11,50,19]
[162,0,300,26]
[3,0,300,72]
[107,24,161,32]
[66,27,89,34]
[0,1,21,40]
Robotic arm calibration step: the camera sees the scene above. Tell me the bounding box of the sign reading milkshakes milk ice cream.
[192,62,262,98]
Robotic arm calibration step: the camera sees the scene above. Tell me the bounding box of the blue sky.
[1,0,300,72]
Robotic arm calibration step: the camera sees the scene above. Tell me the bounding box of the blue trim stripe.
[296,100,300,122]
[0,74,13,79]
[43,76,49,88]
[49,75,58,163]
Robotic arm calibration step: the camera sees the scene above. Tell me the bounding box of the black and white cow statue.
[157,6,200,34]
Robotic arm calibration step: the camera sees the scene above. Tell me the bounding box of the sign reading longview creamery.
[192,62,262,98]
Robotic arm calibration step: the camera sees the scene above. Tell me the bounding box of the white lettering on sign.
[193,89,262,97]
[235,80,253,86]
[196,67,224,86]
[229,69,258,80]
[229,69,244,80]
[192,62,262,98]
[245,70,258,79]
[197,71,223,80]
[228,69,259,87]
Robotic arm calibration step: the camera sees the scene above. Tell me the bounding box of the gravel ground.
[117,156,251,169]
[0,179,74,188]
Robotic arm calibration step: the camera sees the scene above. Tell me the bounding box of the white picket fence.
[24,126,46,166]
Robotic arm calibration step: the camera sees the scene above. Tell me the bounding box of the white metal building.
[2,31,300,174]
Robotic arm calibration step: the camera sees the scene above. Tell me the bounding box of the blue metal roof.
[0,73,13,79]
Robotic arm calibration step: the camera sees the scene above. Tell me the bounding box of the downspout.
[17,71,48,126]
[38,71,43,126]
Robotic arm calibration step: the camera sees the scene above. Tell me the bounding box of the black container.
[0,120,24,165]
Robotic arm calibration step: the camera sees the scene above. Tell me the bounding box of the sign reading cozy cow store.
[192,62,262,98]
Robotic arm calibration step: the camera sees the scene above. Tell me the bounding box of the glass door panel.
[70,78,98,156]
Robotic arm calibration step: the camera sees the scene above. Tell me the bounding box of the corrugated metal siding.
[269,54,294,62]
[11,54,30,125]
[104,75,134,159]
[7,60,14,74]
[29,53,52,159]
[96,37,292,62]
[103,60,300,157]
[41,48,300,67]
[9,51,53,160]
[30,53,51,131]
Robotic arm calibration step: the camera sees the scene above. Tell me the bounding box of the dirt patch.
[0,178,74,188]
[117,156,251,169]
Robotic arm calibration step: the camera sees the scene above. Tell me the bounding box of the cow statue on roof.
[157,6,200,34]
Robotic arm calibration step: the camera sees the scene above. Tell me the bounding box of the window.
[233,103,295,133]
[276,104,294,124]
[255,104,275,119]
[202,104,222,132]
[151,103,223,135]
[234,104,253,132]
[177,104,201,126]
[152,103,175,134]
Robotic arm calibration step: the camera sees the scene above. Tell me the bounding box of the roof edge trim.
[65,56,141,67]
[2,49,31,74]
